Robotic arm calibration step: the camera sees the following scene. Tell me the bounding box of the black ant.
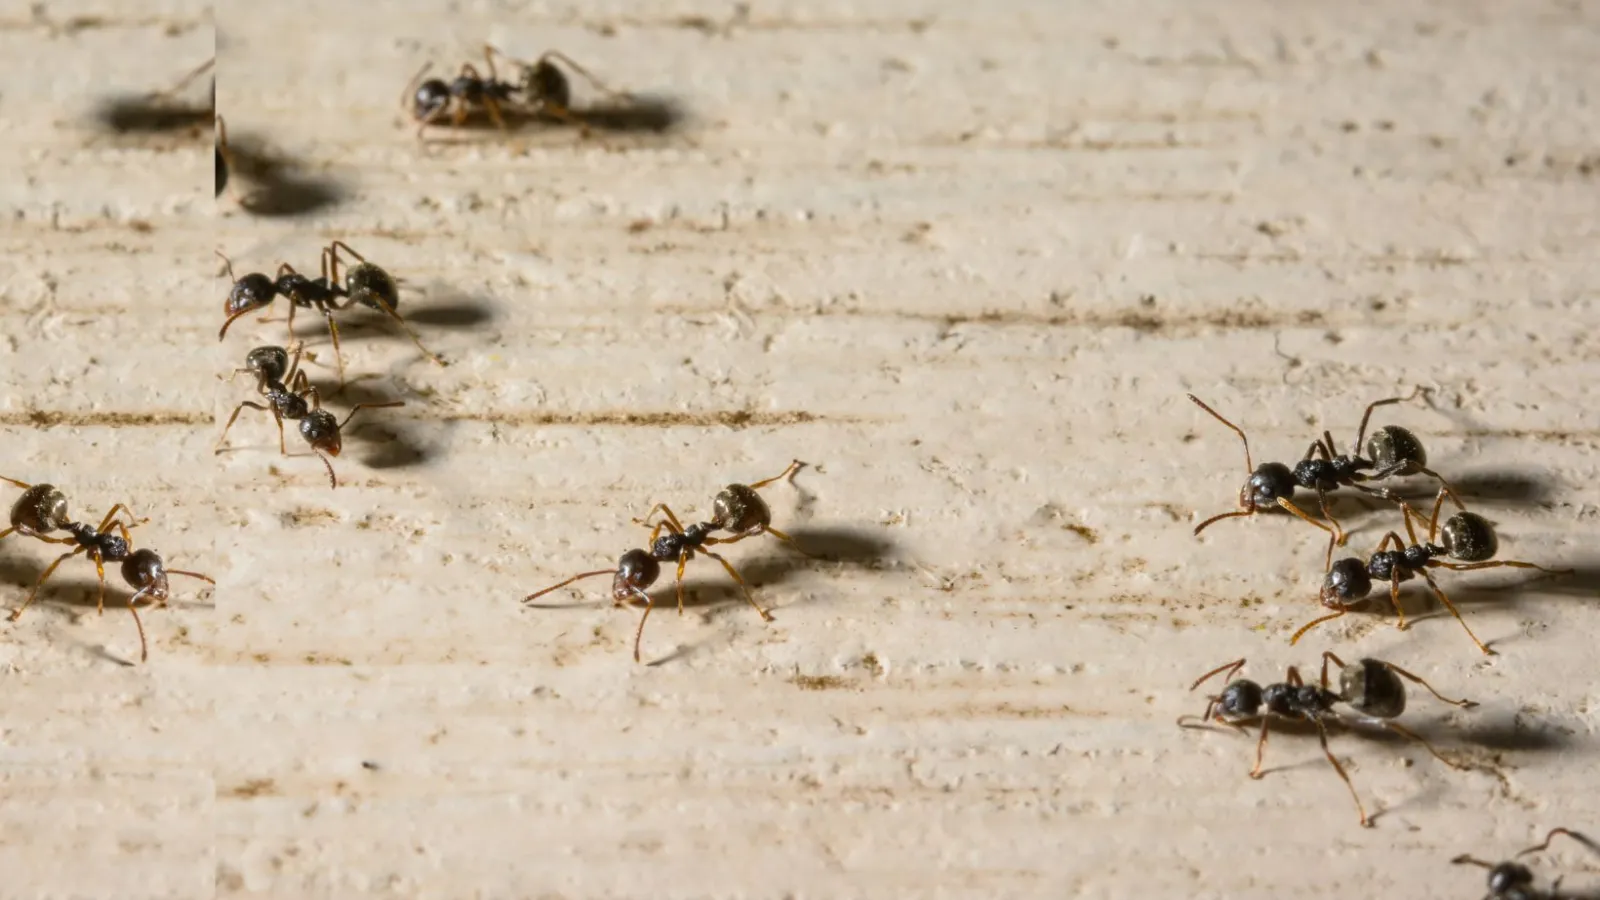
[3,475,74,546]
[217,241,444,384]
[214,342,405,488]
[1180,652,1476,827]
[3,487,211,662]
[404,44,624,138]
[1187,389,1450,546]
[1291,486,1574,655]
[1454,828,1600,900]
[521,528,771,664]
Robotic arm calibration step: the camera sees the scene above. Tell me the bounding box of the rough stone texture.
[2,0,1597,897]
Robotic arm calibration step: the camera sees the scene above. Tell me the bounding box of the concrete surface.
[1,0,1597,897]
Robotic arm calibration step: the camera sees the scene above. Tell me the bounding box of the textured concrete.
[2,0,1598,897]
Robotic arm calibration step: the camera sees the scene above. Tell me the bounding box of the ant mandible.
[521,525,773,663]
[1180,652,1476,827]
[1187,389,1449,546]
[1453,828,1599,900]
[1291,486,1574,655]
[215,341,405,488]
[4,492,212,662]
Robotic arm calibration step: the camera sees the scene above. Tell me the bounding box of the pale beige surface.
[2,0,1598,897]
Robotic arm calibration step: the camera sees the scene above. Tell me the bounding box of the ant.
[521,530,771,665]
[3,488,211,662]
[1187,389,1451,546]
[1454,828,1600,900]
[404,44,624,138]
[217,241,444,384]
[1180,652,1476,827]
[634,459,809,552]
[1291,486,1574,655]
[214,342,405,488]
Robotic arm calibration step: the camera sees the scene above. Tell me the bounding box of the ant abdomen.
[245,346,291,382]
[525,61,571,109]
[1442,511,1498,562]
[1366,425,1427,474]
[711,484,771,534]
[345,262,401,312]
[10,484,70,536]
[1338,658,1406,719]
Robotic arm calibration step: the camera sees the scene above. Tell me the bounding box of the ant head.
[522,60,571,110]
[344,262,401,313]
[10,484,71,535]
[1321,557,1373,605]
[612,548,661,601]
[300,410,342,456]
[1441,512,1497,562]
[1241,462,1296,510]
[1215,678,1263,720]
[245,346,291,383]
[1487,861,1535,894]
[711,484,771,534]
[413,78,450,119]
[1365,425,1427,474]
[1338,658,1406,719]
[225,271,277,317]
[120,548,169,599]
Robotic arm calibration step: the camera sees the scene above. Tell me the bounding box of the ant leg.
[672,551,689,615]
[123,585,152,663]
[1449,854,1495,870]
[8,547,87,621]
[522,568,616,604]
[1516,827,1600,859]
[1247,717,1272,779]
[1313,719,1370,827]
[699,547,773,622]
[1431,558,1575,577]
[148,57,214,100]
[90,552,109,615]
[747,459,807,490]
[1311,489,1348,546]
[363,292,447,367]
[628,586,658,663]
[1290,609,1347,647]
[415,103,448,140]
[1376,661,1477,709]
[1,475,32,489]
[218,305,264,341]
[482,95,509,131]
[1187,658,1247,692]
[632,503,687,534]
[1376,721,1467,770]
[1273,496,1341,544]
[539,51,628,99]
[1318,652,1348,690]
[314,305,347,388]
[708,525,813,558]
[337,401,406,431]
[214,401,273,453]
[1185,393,1254,473]
[1418,569,1493,655]
[1285,665,1304,687]
[92,504,142,533]
[1351,394,1411,455]
[1387,570,1409,631]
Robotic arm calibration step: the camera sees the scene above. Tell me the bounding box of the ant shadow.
[221,128,347,217]
[92,93,211,135]
[303,377,438,474]
[425,94,688,140]
[336,282,496,339]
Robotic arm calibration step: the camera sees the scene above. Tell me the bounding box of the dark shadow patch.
[223,127,349,217]
[92,94,211,135]
[571,94,687,134]
[402,286,497,329]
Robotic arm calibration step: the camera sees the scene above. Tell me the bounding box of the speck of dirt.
[226,778,277,798]
[791,674,850,691]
